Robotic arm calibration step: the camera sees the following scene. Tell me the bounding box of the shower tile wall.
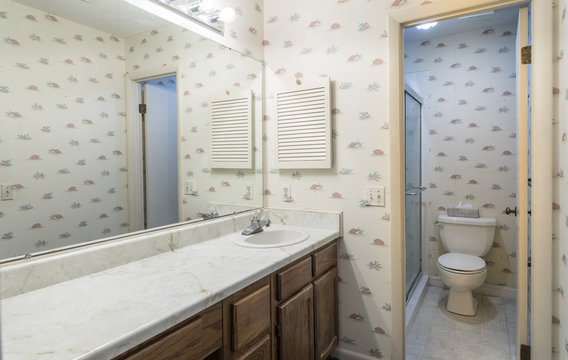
[404,23,518,287]
[0,1,129,258]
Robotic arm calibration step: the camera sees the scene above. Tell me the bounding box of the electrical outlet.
[281,184,292,202]
[1,184,13,201]
[365,186,385,207]
[184,181,196,195]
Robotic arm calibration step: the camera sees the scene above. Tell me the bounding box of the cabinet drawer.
[312,242,337,278]
[123,317,202,360]
[117,303,222,360]
[235,335,271,360]
[231,284,271,352]
[277,257,312,301]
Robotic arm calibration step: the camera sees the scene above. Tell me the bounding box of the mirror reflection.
[0,0,263,261]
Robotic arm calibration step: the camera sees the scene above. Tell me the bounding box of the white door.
[142,76,179,228]
[515,5,530,356]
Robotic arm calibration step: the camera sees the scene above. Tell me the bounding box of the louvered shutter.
[276,79,332,169]
[209,91,253,169]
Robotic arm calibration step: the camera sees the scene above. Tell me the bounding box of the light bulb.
[416,22,438,30]
[199,0,217,13]
[218,7,236,23]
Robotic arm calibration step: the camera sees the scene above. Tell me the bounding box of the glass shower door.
[404,88,423,300]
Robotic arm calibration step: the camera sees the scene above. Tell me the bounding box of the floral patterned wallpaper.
[262,0,565,358]
[404,22,518,288]
[0,0,129,259]
[124,21,264,221]
[0,0,264,259]
[263,0,393,358]
[552,0,568,357]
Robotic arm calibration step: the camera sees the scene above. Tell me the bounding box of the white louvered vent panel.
[209,92,253,169]
[276,79,331,169]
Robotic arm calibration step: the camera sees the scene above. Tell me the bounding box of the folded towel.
[447,207,479,218]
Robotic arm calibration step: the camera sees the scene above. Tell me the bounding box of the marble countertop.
[1,224,339,360]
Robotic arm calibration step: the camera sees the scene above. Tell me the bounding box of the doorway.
[138,75,179,229]
[402,5,528,359]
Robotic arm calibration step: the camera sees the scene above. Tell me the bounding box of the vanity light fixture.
[122,0,235,38]
[218,7,236,23]
[415,22,438,30]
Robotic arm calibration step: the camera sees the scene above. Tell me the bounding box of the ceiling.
[404,5,520,44]
[12,0,170,38]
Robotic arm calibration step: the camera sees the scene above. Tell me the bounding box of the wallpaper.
[404,23,518,287]
[124,21,264,222]
[0,1,129,259]
[552,0,568,357]
[261,0,548,358]
[263,0,393,358]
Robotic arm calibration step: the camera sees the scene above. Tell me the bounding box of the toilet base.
[446,288,478,316]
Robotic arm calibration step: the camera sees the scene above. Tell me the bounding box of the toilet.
[436,214,497,316]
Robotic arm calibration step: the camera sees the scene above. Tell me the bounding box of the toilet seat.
[437,253,486,274]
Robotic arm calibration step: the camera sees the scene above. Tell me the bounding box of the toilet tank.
[437,215,497,256]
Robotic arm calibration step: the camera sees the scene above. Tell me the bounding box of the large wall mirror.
[0,0,263,262]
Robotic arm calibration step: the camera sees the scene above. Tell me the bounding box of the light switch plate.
[244,183,253,200]
[184,181,197,195]
[1,184,13,201]
[281,184,292,202]
[365,186,385,207]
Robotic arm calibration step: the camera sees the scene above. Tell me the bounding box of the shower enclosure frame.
[403,84,424,302]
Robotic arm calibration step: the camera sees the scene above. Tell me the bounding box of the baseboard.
[429,276,517,299]
[332,346,382,360]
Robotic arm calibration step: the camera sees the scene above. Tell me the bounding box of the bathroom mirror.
[0,0,263,262]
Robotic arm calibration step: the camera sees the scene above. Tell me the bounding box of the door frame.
[125,64,183,232]
[387,1,553,359]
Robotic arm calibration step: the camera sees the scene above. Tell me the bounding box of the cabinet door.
[313,267,338,360]
[277,284,314,360]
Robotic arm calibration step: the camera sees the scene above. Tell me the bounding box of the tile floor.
[406,286,517,360]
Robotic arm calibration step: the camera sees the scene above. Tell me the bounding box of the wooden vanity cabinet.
[113,302,222,360]
[114,240,338,360]
[274,240,338,360]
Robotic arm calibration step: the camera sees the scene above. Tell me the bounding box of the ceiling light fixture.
[416,22,438,30]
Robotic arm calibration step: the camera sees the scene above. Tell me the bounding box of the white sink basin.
[234,228,309,248]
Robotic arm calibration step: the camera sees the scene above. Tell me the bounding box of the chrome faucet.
[199,209,218,220]
[241,209,271,235]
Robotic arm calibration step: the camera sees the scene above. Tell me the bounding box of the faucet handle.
[251,209,260,221]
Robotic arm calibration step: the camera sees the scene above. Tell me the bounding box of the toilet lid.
[438,253,486,272]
